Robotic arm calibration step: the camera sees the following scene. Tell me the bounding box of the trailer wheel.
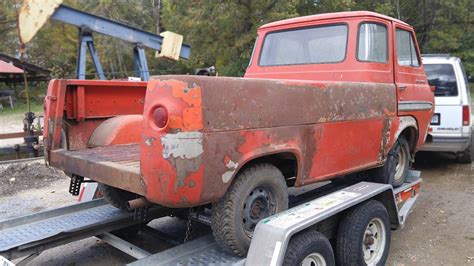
[336,200,390,266]
[283,230,335,266]
[375,135,410,187]
[98,183,136,211]
[211,163,288,256]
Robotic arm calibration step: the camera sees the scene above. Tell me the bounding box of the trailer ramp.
[0,199,169,263]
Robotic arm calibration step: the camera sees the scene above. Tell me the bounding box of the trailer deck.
[0,171,421,265]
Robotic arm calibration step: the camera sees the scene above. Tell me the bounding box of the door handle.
[398,85,407,91]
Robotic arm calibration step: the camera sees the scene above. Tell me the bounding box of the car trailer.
[0,170,421,265]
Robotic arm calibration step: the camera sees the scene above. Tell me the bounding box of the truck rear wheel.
[336,200,390,266]
[211,163,288,256]
[98,183,136,211]
[283,230,335,266]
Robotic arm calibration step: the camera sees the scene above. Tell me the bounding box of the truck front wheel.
[211,163,289,256]
[336,200,391,266]
[375,135,410,187]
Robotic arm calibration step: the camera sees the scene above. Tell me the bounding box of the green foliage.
[0,0,472,78]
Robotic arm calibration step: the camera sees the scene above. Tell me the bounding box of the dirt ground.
[388,152,474,265]
[0,152,473,265]
[0,161,67,196]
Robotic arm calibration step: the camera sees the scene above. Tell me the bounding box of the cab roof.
[259,11,408,30]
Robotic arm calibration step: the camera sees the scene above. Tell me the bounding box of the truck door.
[393,23,432,145]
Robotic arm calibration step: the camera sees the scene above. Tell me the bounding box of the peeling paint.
[144,136,155,146]
[161,132,203,159]
[222,159,239,183]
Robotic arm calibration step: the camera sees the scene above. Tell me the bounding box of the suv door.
[393,24,433,147]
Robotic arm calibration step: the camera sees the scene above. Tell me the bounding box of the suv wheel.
[457,142,472,164]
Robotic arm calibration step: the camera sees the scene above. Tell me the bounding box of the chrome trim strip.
[398,101,433,111]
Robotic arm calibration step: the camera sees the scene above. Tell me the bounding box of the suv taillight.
[462,105,470,126]
[152,106,168,129]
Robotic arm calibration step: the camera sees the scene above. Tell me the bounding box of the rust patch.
[378,117,392,161]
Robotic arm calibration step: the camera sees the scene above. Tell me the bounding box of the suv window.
[357,23,388,63]
[259,24,347,66]
[396,29,420,67]
[424,64,458,97]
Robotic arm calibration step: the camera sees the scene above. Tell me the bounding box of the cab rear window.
[259,24,348,66]
[424,64,458,97]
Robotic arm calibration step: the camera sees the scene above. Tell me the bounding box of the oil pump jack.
[3,0,191,160]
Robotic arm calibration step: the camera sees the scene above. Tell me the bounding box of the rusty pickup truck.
[43,11,434,256]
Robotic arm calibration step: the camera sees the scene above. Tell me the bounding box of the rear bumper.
[420,135,470,152]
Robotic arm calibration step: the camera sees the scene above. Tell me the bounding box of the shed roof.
[0,60,24,74]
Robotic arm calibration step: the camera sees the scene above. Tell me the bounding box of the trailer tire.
[98,183,136,212]
[336,200,391,266]
[374,136,410,187]
[283,230,335,266]
[211,163,288,256]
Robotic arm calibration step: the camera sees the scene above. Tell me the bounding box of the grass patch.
[0,102,43,120]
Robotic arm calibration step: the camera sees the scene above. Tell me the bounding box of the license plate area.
[431,113,440,125]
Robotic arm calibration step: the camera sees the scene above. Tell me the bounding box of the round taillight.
[152,106,168,129]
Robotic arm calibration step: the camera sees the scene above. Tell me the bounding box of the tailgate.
[49,144,146,196]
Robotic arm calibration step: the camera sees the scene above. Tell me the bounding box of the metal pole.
[19,44,30,113]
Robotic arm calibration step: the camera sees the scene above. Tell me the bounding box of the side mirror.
[430,85,436,92]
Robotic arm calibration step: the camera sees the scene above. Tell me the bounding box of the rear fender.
[226,147,303,186]
[393,116,418,153]
[88,115,143,146]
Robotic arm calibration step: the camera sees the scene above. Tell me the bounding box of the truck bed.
[49,144,146,195]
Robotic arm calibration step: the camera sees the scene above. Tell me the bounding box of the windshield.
[259,24,348,66]
[424,63,458,97]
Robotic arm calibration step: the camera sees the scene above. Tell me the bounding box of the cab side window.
[396,29,420,67]
[357,23,388,63]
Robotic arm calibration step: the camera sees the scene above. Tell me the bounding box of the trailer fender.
[88,115,143,146]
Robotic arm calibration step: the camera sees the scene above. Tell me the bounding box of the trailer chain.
[184,208,195,243]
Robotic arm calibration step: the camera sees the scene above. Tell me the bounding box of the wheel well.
[399,126,418,153]
[239,152,298,187]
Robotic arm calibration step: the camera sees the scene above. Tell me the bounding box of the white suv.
[420,55,472,163]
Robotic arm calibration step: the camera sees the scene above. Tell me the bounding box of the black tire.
[98,183,136,211]
[283,230,335,266]
[336,200,391,266]
[457,142,472,164]
[211,163,289,256]
[374,136,410,187]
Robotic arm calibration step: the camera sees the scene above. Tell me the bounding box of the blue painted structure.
[51,5,191,81]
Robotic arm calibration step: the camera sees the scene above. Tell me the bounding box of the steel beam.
[51,5,191,60]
